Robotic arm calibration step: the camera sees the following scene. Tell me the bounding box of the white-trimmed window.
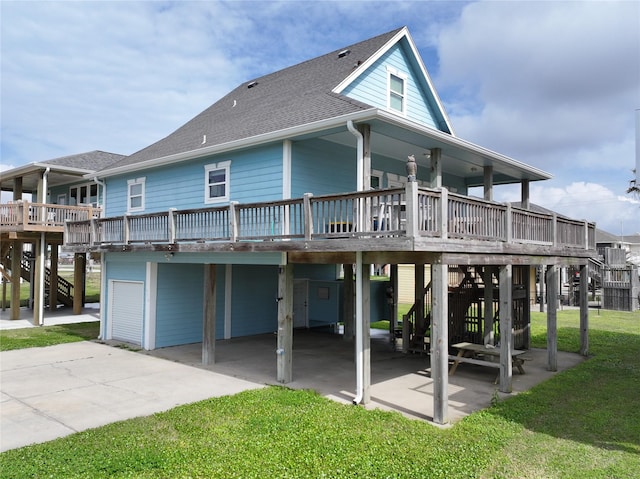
[387,67,407,115]
[204,161,230,203]
[127,177,145,212]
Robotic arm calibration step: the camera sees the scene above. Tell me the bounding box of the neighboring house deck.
[1,202,99,234]
[0,150,123,322]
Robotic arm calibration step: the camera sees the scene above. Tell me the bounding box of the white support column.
[353,251,371,405]
[579,263,589,357]
[202,264,217,365]
[546,265,558,371]
[499,264,513,393]
[431,259,449,425]
[277,263,294,383]
[415,262,425,340]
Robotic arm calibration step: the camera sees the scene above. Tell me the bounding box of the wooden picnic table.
[448,342,527,376]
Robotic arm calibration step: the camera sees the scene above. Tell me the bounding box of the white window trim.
[204,161,231,204]
[127,177,145,212]
[387,66,408,116]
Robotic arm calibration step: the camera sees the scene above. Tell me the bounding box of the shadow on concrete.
[146,328,585,425]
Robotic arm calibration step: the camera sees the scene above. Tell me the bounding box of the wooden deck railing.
[0,201,100,232]
[63,185,596,251]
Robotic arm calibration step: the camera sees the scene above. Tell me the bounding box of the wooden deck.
[61,185,596,258]
[0,202,100,234]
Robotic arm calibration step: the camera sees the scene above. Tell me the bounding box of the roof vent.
[338,49,351,58]
[247,81,258,89]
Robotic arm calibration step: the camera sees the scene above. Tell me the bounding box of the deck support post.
[579,263,589,357]
[538,265,545,312]
[202,264,217,366]
[33,235,45,326]
[415,262,425,340]
[431,258,448,424]
[389,264,398,348]
[49,243,58,311]
[343,263,354,340]
[73,253,85,315]
[546,265,558,371]
[483,166,493,201]
[498,264,513,393]
[483,266,494,345]
[430,148,442,188]
[277,263,294,383]
[10,241,22,320]
[521,179,530,209]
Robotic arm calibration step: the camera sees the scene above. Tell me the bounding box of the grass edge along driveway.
[1,310,638,478]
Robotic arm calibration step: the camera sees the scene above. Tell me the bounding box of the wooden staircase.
[0,247,74,307]
[402,266,493,353]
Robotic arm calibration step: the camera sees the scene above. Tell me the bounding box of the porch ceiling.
[0,164,93,194]
[318,118,551,186]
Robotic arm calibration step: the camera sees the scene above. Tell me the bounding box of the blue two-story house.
[62,27,595,424]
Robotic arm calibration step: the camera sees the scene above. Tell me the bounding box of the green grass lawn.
[0,321,100,351]
[1,309,638,478]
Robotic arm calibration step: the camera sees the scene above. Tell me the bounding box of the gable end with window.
[387,67,407,115]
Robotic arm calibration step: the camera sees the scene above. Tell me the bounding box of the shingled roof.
[42,150,126,171]
[104,28,405,171]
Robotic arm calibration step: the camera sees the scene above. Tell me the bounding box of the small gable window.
[387,68,407,115]
[127,177,145,212]
[204,161,230,203]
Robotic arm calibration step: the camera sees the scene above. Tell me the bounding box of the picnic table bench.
[448,342,527,376]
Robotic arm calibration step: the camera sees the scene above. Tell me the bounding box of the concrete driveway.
[0,341,262,452]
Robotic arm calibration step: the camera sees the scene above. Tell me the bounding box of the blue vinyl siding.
[342,42,442,131]
[105,257,146,282]
[294,264,338,281]
[231,265,278,337]
[104,144,283,217]
[307,281,340,327]
[291,139,356,197]
[155,263,205,348]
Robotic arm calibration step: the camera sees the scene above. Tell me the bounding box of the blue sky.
[1,0,639,234]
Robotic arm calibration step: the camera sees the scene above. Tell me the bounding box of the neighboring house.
[0,151,124,323]
[59,27,596,424]
[594,229,640,311]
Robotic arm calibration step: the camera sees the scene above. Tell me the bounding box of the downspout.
[347,121,365,405]
[353,250,364,405]
[36,167,50,326]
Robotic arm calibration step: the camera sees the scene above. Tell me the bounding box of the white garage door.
[110,280,144,345]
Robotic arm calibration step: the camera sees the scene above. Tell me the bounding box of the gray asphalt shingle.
[105,28,404,171]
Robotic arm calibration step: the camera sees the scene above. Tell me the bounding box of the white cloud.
[434,0,640,234]
[493,181,640,235]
